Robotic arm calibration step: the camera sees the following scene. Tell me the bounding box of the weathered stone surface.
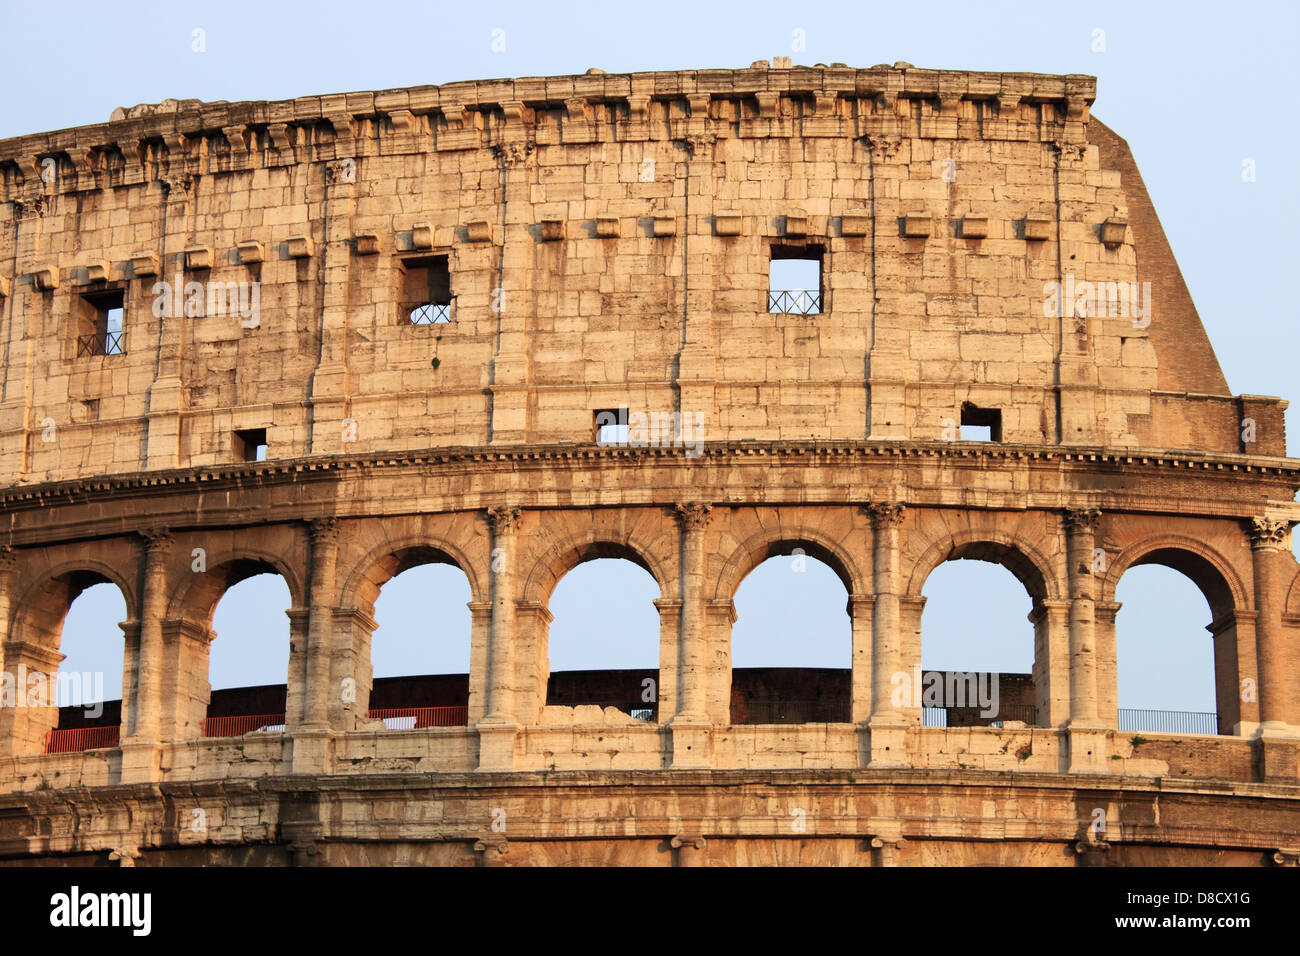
[0,62,1296,866]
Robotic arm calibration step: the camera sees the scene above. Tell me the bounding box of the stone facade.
[0,62,1296,866]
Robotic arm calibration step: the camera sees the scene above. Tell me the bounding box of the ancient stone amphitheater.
[0,60,1296,866]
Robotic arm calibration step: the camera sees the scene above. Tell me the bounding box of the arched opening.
[1114,549,1228,735]
[730,547,851,724]
[545,557,661,720]
[20,575,128,754]
[366,553,473,729]
[920,558,1035,727]
[197,564,291,738]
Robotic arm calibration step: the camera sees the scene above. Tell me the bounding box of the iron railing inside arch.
[364,706,469,730]
[200,714,286,737]
[75,331,124,356]
[37,706,1222,752]
[1118,709,1219,736]
[42,726,120,753]
[767,290,823,315]
[407,302,452,325]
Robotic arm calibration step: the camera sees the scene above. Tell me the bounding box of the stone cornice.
[0,438,1295,510]
[3,763,1296,804]
[0,65,1096,198]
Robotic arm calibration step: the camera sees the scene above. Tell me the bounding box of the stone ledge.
[1,438,1297,506]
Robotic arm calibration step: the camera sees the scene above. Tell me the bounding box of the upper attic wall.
[0,65,1098,180]
[0,64,1285,487]
[1087,118,1230,396]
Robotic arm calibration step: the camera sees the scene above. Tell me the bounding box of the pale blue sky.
[14,0,1286,718]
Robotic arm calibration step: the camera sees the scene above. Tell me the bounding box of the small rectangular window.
[960,403,1001,442]
[234,428,268,462]
[594,408,629,445]
[399,255,452,325]
[768,245,824,315]
[75,289,125,356]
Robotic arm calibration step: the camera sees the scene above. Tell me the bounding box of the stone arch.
[523,529,671,723]
[718,527,859,726]
[13,558,138,648]
[339,535,483,617]
[1285,566,1300,618]
[5,558,137,756]
[906,528,1061,729]
[712,527,865,603]
[1103,534,1246,734]
[338,534,482,728]
[158,547,301,742]
[1101,534,1245,619]
[166,547,305,625]
[905,530,1061,603]
[521,531,672,607]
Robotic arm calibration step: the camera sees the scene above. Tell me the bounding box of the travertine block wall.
[0,64,1283,486]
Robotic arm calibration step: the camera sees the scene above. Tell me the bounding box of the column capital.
[1272,848,1300,867]
[674,502,714,532]
[493,139,534,167]
[308,516,340,545]
[1248,516,1292,552]
[0,546,16,575]
[1073,836,1110,856]
[1062,507,1101,534]
[865,502,905,529]
[864,135,904,161]
[679,132,717,157]
[486,505,523,535]
[868,835,906,850]
[139,527,174,554]
[473,836,510,859]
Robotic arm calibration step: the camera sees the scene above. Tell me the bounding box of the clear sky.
[15,0,1291,721]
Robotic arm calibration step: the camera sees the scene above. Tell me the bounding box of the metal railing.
[76,331,124,356]
[767,289,822,315]
[923,704,1037,728]
[408,302,452,325]
[43,726,120,753]
[200,714,286,738]
[1118,709,1219,736]
[365,706,469,729]
[923,707,948,727]
[733,699,850,724]
[30,706,1227,749]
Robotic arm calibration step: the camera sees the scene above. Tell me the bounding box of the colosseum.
[0,59,1296,867]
